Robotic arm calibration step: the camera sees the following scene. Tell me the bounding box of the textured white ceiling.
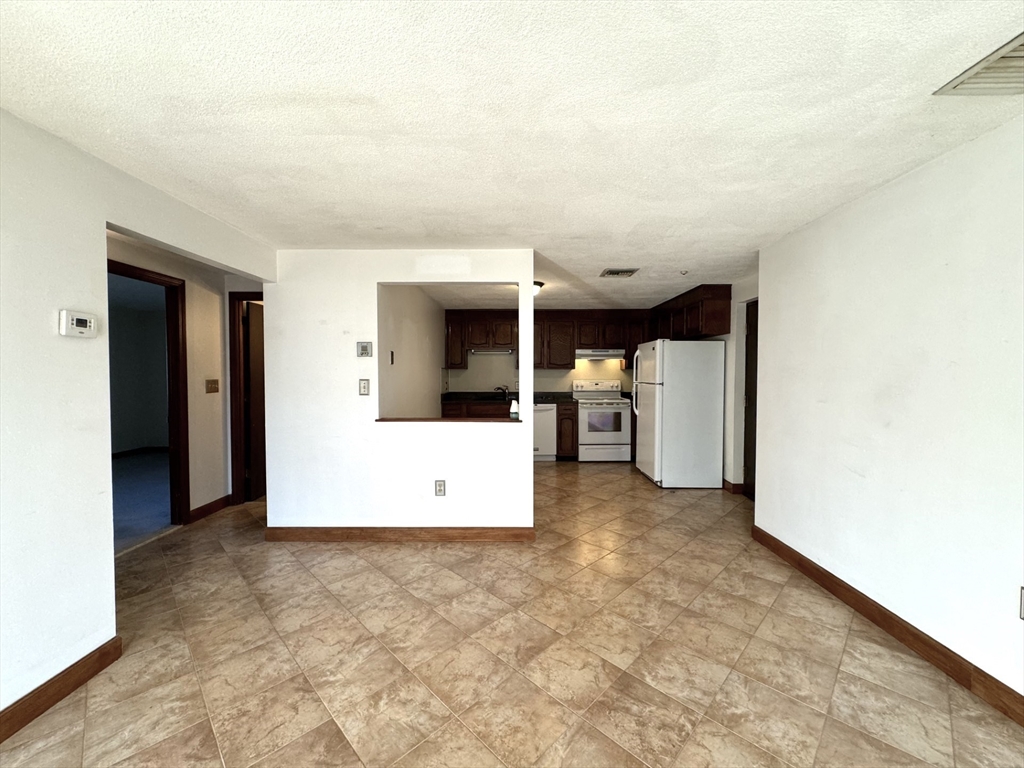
[1,1,1022,308]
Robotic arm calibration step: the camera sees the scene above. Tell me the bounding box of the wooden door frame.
[107,259,190,525]
[228,292,264,505]
[742,300,758,501]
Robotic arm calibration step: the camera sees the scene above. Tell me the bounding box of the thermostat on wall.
[59,310,98,338]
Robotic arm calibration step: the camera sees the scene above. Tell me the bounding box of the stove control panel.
[572,380,621,392]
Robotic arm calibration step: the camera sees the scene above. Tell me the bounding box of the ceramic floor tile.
[628,637,732,713]
[773,583,853,633]
[534,718,647,768]
[82,673,207,768]
[523,637,623,712]
[688,587,769,635]
[708,568,785,608]
[261,586,347,635]
[305,642,404,716]
[349,587,434,635]
[577,527,633,551]
[585,672,700,768]
[839,633,949,712]
[633,567,706,605]
[605,586,686,633]
[673,717,787,768]
[195,637,300,715]
[828,670,954,767]
[86,640,194,715]
[948,683,1024,768]
[404,568,476,606]
[118,608,188,658]
[280,609,379,671]
[548,540,612,567]
[325,567,400,609]
[660,608,752,667]
[813,716,932,767]
[248,720,362,768]
[392,720,503,768]
[212,673,330,768]
[185,608,278,666]
[0,722,84,768]
[520,553,586,585]
[460,672,577,767]
[413,638,514,713]
[734,637,839,712]
[336,671,452,768]
[705,671,826,768]
[754,608,848,668]
[433,587,514,634]
[483,568,549,607]
[567,609,657,669]
[375,553,446,585]
[379,611,466,668]
[107,720,221,768]
[522,585,601,635]
[472,609,561,669]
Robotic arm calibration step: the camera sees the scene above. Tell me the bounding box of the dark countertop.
[442,391,575,405]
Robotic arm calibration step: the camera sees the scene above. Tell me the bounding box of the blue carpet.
[113,452,174,552]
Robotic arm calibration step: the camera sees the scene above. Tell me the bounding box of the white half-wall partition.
[265,250,534,529]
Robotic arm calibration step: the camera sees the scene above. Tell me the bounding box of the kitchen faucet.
[494,385,510,401]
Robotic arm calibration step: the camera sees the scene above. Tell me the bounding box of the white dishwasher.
[533,404,557,461]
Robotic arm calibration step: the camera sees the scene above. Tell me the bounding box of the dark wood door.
[534,320,545,368]
[491,318,515,347]
[576,320,600,348]
[547,321,576,369]
[446,314,467,369]
[743,301,758,500]
[467,318,490,348]
[244,303,267,500]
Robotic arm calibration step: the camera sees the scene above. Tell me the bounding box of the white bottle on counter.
[509,399,519,420]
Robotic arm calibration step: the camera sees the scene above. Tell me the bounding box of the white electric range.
[573,380,632,462]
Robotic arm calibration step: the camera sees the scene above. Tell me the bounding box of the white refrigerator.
[632,339,725,488]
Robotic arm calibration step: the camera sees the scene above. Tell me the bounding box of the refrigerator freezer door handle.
[632,384,639,416]
[633,349,640,376]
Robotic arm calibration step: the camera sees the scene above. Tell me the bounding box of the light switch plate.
[205,379,219,393]
[357,342,373,357]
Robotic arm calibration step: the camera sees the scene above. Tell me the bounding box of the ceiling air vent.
[934,33,1024,95]
[599,268,639,278]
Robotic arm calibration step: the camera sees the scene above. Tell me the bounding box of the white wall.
[758,116,1024,693]
[377,285,445,419]
[266,251,533,528]
[717,272,759,485]
[108,302,169,453]
[0,110,275,709]
[107,236,233,508]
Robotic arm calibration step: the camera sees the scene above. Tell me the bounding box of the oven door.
[577,403,630,444]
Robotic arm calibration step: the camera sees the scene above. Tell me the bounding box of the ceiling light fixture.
[533,281,544,296]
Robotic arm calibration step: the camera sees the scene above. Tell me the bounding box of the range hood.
[469,348,514,355]
[575,348,626,361]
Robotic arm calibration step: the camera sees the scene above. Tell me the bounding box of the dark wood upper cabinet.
[657,311,672,340]
[602,321,625,349]
[624,318,648,369]
[546,321,576,369]
[652,284,731,340]
[466,318,491,348]
[445,312,467,369]
[534,321,545,368]
[576,320,600,348]
[491,318,516,348]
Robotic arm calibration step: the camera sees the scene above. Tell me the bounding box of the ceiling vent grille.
[599,268,639,278]
[934,33,1024,95]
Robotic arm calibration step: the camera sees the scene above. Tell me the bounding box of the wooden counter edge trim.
[266,527,535,542]
[752,525,1024,727]
[375,418,523,423]
[0,636,122,744]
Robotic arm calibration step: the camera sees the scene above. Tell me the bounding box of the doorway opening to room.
[743,300,758,500]
[107,259,190,551]
[229,292,266,503]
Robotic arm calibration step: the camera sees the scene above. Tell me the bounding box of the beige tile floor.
[3,462,1022,768]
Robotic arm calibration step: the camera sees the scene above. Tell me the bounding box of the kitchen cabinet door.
[656,311,672,341]
[576,320,600,349]
[466,318,491,348]
[442,402,465,418]
[445,313,467,369]
[546,321,576,369]
[624,319,647,369]
[491,318,516,347]
[557,403,578,457]
[465,402,511,419]
[602,321,625,349]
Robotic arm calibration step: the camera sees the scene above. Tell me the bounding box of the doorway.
[229,292,266,504]
[107,259,190,549]
[743,300,758,500]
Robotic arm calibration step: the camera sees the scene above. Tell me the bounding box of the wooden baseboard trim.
[752,525,1024,727]
[723,479,745,495]
[266,526,536,543]
[187,494,230,525]
[0,636,122,744]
